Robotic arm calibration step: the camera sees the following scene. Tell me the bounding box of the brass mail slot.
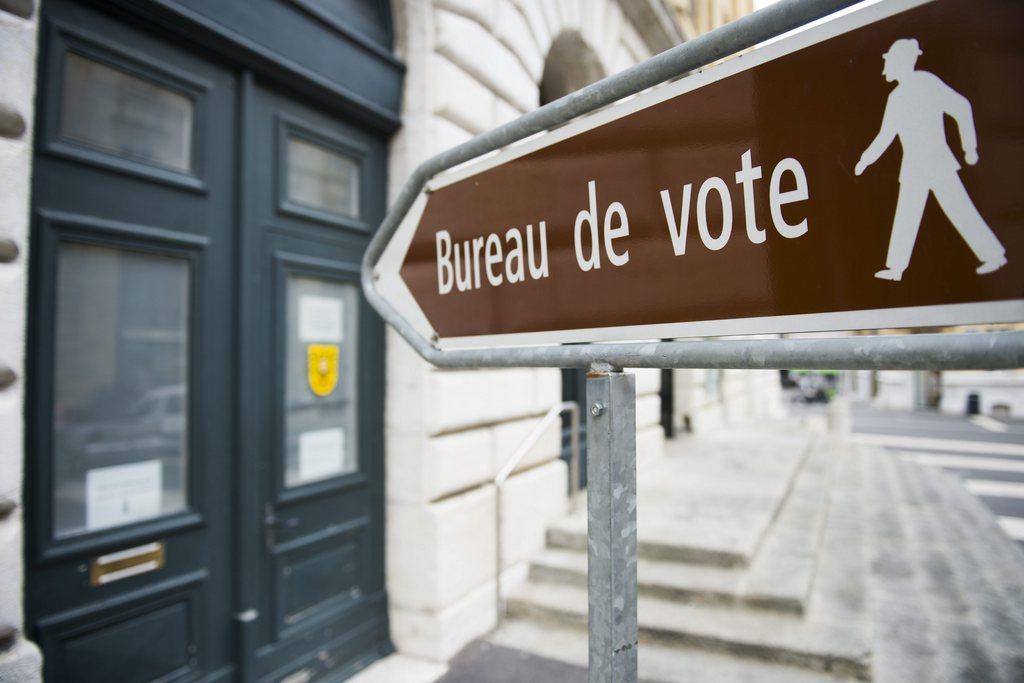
[90,541,165,587]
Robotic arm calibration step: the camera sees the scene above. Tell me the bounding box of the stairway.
[502,426,871,681]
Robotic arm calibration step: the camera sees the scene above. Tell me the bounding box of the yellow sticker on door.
[307,344,339,397]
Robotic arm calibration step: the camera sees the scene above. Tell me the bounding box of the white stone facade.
[869,367,1024,418]
[384,0,686,661]
[0,1,42,679]
[674,367,783,433]
[940,370,1024,418]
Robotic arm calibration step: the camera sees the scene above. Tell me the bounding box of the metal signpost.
[362,1,1024,680]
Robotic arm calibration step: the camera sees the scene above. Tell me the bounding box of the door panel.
[239,80,389,681]
[27,1,237,679]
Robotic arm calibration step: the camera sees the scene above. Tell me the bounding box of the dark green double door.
[26,2,388,680]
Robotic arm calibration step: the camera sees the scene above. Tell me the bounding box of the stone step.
[738,435,836,615]
[545,428,816,568]
[539,434,835,615]
[529,547,745,609]
[545,524,750,568]
[505,581,872,680]
[488,618,858,683]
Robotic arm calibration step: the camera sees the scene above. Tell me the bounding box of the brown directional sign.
[374,0,1024,349]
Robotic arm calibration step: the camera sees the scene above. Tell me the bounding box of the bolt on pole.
[586,367,639,683]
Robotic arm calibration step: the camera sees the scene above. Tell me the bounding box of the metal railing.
[493,401,581,623]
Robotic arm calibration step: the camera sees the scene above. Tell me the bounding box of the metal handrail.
[494,401,581,623]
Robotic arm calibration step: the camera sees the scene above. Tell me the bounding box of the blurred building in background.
[0,1,785,681]
[850,324,1024,417]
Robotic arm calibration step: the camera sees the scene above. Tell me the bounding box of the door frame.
[26,0,401,679]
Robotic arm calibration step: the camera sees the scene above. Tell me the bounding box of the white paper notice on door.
[298,428,346,483]
[86,460,163,531]
[299,295,343,342]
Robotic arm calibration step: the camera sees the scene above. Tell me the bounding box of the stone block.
[498,560,530,598]
[495,0,544,80]
[636,394,661,430]
[558,0,581,29]
[387,485,496,612]
[633,368,661,396]
[581,0,609,58]
[597,0,624,70]
[431,55,496,135]
[499,459,567,569]
[492,98,521,128]
[430,117,473,157]
[538,1,560,40]
[386,328,432,388]
[531,368,562,412]
[427,368,536,434]
[636,424,665,467]
[434,0,496,29]
[435,10,538,113]
[390,579,497,662]
[385,372,428,437]
[512,0,553,54]
[491,414,560,476]
[387,428,493,504]
[425,429,493,501]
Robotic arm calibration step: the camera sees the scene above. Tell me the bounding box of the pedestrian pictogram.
[856,38,1007,282]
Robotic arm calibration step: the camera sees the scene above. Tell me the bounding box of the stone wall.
[0,0,41,679]
[385,0,679,662]
[674,367,783,434]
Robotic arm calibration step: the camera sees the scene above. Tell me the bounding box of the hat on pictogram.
[883,38,922,61]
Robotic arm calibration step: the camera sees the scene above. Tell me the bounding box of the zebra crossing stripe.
[997,516,1024,542]
[965,479,1024,499]
[900,453,1024,474]
[855,433,1024,457]
[970,415,1009,433]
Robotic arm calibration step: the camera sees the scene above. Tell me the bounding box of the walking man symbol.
[855,38,1006,282]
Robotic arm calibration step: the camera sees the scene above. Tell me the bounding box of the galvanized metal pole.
[586,366,638,683]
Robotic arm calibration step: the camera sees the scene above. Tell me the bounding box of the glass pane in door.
[284,276,359,487]
[53,243,190,536]
[60,53,194,172]
[285,136,360,218]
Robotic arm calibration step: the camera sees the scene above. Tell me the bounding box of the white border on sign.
[438,300,1024,350]
[377,0,1021,349]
